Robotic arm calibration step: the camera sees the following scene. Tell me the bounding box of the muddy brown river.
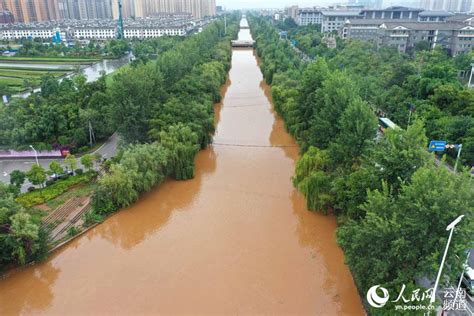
[0,20,364,315]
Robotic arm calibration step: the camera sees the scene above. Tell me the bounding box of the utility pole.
[453,144,463,173]
[468,63,474,88]
[224,13,227,35]
[88,121,95,147]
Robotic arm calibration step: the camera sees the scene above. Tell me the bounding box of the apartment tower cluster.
[114,0,215,19]
[0,0,216,23]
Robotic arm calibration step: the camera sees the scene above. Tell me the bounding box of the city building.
[113,0,216,20]
[297,7,323,25]
[285,5,298,21]
[460,0,473,11]
[0,0,48,23]
[0,10,13,23]
[347,0,383,9]
[0,17,197,40]
[420,0,472,11]
[342,15,474,55]
[361,6,423,20]
[321,10,363,32]
[58,0,112,20]
[418,10,455,21]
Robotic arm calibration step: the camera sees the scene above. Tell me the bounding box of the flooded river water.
[0,20,364,315]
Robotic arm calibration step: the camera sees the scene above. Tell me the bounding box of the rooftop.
[362,6,423,12]
[345,19,472,31]
[419,11,455,17]
[321,10,362,17]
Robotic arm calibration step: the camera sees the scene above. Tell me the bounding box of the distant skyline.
[215,0,422,9]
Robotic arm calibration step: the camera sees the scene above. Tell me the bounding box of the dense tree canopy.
[251,14,473,314]
[0,183,47,270]
[91,13,239,216]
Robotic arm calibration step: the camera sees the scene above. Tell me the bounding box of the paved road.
[0,133,119,191]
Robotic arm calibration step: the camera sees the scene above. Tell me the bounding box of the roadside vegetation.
[250,15,473,314]
[0,38,130,59]
[0,182,49,270]
[285,21,474,166]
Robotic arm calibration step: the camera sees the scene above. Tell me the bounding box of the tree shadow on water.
[0,261,60,315]
[88,146,218,251]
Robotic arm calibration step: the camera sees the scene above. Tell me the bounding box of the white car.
[461,266,474,297]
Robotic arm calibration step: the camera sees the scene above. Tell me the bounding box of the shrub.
[83,210,104,226]
[67,226,79,237]
[75,168,84,175]
[16,174,90,208]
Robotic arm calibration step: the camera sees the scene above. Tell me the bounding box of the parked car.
[461,266,474,296]
[49,170,73,180]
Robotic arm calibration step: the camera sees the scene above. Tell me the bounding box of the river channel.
[0,19,364,315]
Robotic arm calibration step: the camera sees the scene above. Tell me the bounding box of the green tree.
[159,124,199,180]
[49,161,63,176]
[80,154,94,172]
[64,154,77,174]
[26,165,47,188]
[293,147,333,213]
[9,170,26,188]
[329,98,378,166]
[9,212,40,265]
[337,166,473,314]
[308,72,360,149]
[110,63,165,143]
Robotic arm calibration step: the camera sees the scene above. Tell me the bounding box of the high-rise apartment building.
[419,0,434,10]
[420,0,471,11]
[77,0,112,19]
[113,0,215,19]
[56,0,112,20]
[460,0,472,11]
[0,0,49,23]
[445,0,461,11]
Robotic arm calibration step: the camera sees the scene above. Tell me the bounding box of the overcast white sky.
[216,0,415,9]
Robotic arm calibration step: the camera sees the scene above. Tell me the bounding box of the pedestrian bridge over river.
[231,39,255,47]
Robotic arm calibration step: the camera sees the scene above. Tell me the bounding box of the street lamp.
[29,145,39,166]
[431,214,465,303]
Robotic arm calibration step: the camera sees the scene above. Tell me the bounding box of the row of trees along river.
[251,14,472,315]
[0,14,367,315]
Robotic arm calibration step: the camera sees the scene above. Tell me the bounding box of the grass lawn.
[0,76,37,86]
[0,67,71,92]
[0,69,67,79]
[0,66,74,72]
